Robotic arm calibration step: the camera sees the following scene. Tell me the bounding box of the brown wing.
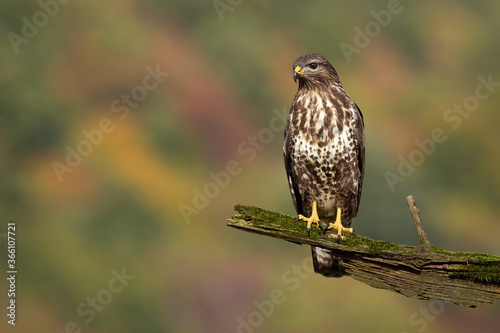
[283,110,304,216]
[352,102,365,217]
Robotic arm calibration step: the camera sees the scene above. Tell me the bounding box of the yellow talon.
[325,208,353,238]
[298,201,321,235]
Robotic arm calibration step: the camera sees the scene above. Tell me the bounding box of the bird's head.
[292,53,340,88]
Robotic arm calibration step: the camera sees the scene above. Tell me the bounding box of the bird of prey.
[283,53,365,277]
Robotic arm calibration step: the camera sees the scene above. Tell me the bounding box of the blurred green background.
[1,0,500,332]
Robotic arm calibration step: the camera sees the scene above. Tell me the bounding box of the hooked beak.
[293,66,301,82]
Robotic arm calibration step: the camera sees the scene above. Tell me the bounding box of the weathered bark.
[227,196,500,307]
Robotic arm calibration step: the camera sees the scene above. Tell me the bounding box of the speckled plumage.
[283,53,365,276]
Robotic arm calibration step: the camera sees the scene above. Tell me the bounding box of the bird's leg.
[324,208,353,239]
[298,201,321,236]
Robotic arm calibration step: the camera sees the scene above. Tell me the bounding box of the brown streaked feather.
[283,120,304,216]
[353,102,365,218]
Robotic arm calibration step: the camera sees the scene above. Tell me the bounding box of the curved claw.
[297,201,322,237]
[318,221,323,233]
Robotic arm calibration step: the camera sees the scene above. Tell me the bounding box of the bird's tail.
[311,246,349,278]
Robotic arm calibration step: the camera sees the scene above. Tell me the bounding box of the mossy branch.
[226,196,500,308]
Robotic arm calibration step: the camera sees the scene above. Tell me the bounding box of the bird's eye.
[309,63,318,70]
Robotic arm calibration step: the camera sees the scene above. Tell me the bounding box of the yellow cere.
[294,65,313,76]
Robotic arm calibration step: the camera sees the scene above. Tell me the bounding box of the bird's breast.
[290,108,355,161]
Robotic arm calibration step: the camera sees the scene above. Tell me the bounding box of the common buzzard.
[283,53,365,276]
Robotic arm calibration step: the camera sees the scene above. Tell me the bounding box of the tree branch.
[406,195,431,251]
[227,198,500,308]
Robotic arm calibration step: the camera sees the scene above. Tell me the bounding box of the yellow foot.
[325,208,353,239]
[298,201,321,236]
